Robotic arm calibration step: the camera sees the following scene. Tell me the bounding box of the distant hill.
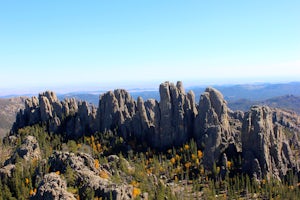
[191,82,300,101]
[57,82,300,107]
[228,95,300,114]
[0,97,25,138]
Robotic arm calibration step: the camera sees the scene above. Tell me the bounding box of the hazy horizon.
[1,79,299,97]
[0,1,299,96]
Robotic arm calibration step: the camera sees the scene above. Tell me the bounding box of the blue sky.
[0,1,299,94]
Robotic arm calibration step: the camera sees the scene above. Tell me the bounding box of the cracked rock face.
[12,91,95,139]
[194,87,234,169]
[242,106,296,180]
[17,135,41,161]
[154,81,197,148]
[98,89,136,139]
[12,81,199,150]
[48,151,135,200]
[4,135,41,165]
[10,81,300,179]
[32,172,76,200]
[1,135,41,180]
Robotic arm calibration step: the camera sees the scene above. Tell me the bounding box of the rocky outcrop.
[98,89,136,139]
[17,135,41,161]
[1,135,41,181]
[156,81,197,148]
[13,91,96,139]
[242,106,296,180]
[5,135,41,164]
[10,81,300,179]
[48,151,135,200]
[194,87,235,169]
[12,81,199,149]
[49,151,98,173]
[32,172,76,200]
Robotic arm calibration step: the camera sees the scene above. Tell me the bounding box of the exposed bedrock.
[11,81,300,179]
[242,106,297,180]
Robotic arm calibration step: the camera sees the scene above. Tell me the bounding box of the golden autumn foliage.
[191,153,196,160]
[159,166,164,172]
[25,178,30,185]
[132,187,141,198]
[184,144,190,150]
[227,161,233,169]
[185,162,192,169]
[29,189,34,196]
[99,170,110,179]
[130,180,139,187]
[197,150,203,159]
[96,143,101,152]
[94,159,100,169]
[170,157,176,164]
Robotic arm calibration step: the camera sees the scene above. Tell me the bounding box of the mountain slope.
[0,97,25,138]
[228,95,300,114]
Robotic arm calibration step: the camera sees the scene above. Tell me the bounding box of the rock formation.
[98,89,136,139]
[48,151,135,200]
[5,135,41,165]
[194,87,235,169]
[12,81,199,149]
[13,91,97,139]
[10,81,300,180]
[32,172,76,200]
[156,81,197,148]
[0,135,41,182]
[242,106,296,180]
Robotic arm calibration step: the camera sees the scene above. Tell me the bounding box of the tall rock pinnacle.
[194,87,233,169]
